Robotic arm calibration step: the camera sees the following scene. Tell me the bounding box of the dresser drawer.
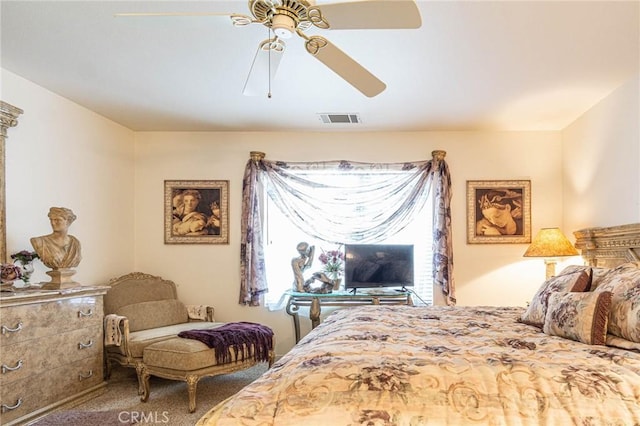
[0,296,102,345]
[0,326,103,386]
[0,355,103,424]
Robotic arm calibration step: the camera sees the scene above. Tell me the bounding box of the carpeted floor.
[29,363,269,426]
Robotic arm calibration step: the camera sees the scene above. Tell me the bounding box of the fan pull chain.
[267,28,272,99]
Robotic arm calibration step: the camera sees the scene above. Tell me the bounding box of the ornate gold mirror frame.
[0,101,24,262]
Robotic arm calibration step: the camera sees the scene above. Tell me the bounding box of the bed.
[197,223,640,425]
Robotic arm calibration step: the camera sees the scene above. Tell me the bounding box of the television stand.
[285,289,413,343]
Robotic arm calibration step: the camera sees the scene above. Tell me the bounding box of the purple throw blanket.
[178,322,273,365]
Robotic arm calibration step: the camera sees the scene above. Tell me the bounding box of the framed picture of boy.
[164,180,229,244]
[467,180,531,244]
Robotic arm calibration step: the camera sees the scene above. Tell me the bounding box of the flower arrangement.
[10,250,39,284]
[1,263,22,283]
[11,250,39,264]
[318,248,345,280]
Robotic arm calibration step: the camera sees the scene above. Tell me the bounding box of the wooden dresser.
[0,286,107,425]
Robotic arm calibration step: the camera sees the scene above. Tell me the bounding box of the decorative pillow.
[543,291,611,345]
[186,304,213,321]
[557,264,592,278]
[590,267,611,291]
[520,270,590,328]
[117,299,188,332]
[554,265,613,291]
[593,262,640,342]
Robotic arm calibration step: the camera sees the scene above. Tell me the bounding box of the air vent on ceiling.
[318,113,361,124]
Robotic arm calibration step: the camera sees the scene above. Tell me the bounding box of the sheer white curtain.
[262,161,433,243]
[262,195,434,309]
[239,151,455,307]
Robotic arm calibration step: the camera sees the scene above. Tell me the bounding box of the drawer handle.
[79,370,93,381]
[78,309,93,318]
[78,340,94,349]
[1,321,23,334]
[1,359,23,374]
[1,398,23,413]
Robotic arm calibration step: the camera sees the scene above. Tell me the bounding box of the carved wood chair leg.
[140,368,151,403]
[135,363,146,395]
[186,375,200,413]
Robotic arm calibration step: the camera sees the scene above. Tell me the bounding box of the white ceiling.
[1,0,638,132]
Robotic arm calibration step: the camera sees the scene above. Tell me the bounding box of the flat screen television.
[344,244,414,291]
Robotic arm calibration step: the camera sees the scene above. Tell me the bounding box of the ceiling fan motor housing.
[250,0,314,37]
[271,14,296,38]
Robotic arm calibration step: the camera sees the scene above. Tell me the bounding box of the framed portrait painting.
[467,180,531,244]
[165,180,229,244]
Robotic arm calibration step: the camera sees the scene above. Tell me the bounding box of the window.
[239,156,454,308]
[263,170,434,309]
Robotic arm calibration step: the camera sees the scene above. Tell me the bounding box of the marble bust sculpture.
[31,207,82,287]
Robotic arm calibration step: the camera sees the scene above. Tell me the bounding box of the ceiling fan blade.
[311,0,421,30]
[305,36,385,98]
[114,12,256,28]
[243,39,286,97]
[114,12,237,17]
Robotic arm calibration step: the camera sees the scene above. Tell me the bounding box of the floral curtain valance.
[239,151,455,306]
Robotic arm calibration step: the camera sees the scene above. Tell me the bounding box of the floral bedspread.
[197,305,640,426]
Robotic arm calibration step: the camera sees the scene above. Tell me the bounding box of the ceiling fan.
[117,0,422,97]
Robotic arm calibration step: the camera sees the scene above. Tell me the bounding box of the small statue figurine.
[303,272,335,294]
[30,207,82,288]
[292,242,314,292]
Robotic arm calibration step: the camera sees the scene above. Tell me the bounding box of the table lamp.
[523,227,579,279]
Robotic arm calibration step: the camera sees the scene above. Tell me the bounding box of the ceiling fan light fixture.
[271,14,295,38]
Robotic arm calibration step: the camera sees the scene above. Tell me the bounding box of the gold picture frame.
[467,180,531,244]
[165,180,229,244]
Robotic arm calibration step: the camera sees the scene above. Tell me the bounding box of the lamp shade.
[523,228,579,257]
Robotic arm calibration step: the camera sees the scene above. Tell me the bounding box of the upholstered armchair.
[103,272,218,393]
[103,272,275,412]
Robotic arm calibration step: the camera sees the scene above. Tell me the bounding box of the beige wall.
[5,67,636,355]
[2,69,136,285]
[562,75,640,231]
[134,131,564,353]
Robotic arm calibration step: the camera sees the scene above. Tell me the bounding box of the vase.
[15,260,35,284]
[332,278,342,291]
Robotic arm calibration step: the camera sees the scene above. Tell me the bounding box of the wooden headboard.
[574,223,640,268]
